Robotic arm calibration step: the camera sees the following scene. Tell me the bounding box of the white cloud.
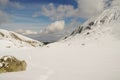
[15,29,65,42]
[0,10,10,24]
[14,20,65,42]
[15,20,65,35]
[0,0,9,6]
[10,2,24,9]
[76,0,120,18]
[0,0,24,9]
[33,3,76,20]
[0,0,24,24]
[16,29,38,35]
[33,0,120,20]
[76,0,105,18]
[40,20,65,34]
[111,0,120,7]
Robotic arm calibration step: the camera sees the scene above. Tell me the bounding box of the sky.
[0,0,119,42]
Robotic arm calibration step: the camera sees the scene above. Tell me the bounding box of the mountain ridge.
[65,6,120,39]
[0,29,43,48]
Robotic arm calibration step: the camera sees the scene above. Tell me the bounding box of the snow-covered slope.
[67,6,120,35]
[0,35,120,80]
[0,6,120,80]
[0,29,43,48]
[61,6,120,46]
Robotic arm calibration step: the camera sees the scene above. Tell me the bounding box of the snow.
[69,6,120,37]
[0,5,120,80]
[0,23,120,80]
[0,37,120,80]
[0,29,43,48]
[0,63,3,67]
[2,55,14,61]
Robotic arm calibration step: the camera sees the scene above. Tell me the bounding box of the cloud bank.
[16,29,38,35]
[76,0,105,18]
[16,20,65,35]
[0,0,24,9]
[40,20,65,34]
[0,0,24,25]
[15,20,65,42]
[33,0,120,20]
[33,3,76,20]
[0,0,9,6]
[0,10,10,25]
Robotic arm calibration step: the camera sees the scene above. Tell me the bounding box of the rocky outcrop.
[0,56,27,73]
[65,6,120,38]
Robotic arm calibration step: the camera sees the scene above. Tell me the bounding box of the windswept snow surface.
[0,24,120,80]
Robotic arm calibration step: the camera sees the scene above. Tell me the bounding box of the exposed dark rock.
[100,19,105,24]
[89,22,94,26]
[71,26,83,35]
[0,32,5,37]
[85,26,91,30]
[78,26,84,33]
[86,32,90,35]
[43,42,53,45]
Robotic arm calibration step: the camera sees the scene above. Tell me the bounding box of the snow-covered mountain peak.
[61,6,120,45]
[93,6,120,24]
[68,6,120,36]
[0,29,43,48]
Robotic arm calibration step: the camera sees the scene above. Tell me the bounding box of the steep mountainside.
[0,29,43,48]
[63,6,120,42]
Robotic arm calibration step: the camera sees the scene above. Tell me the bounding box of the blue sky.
[1,0,84,30]
[0,0,83,42]
[0,0,114,42]
[10,0,77,6]
[8,0,78,20]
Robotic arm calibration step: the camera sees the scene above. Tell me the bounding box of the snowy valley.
[0,5,120,80]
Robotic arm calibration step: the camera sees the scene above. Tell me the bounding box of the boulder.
[0,56,27,73]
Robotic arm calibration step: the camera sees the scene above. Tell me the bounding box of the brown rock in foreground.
[0,56,27,73]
